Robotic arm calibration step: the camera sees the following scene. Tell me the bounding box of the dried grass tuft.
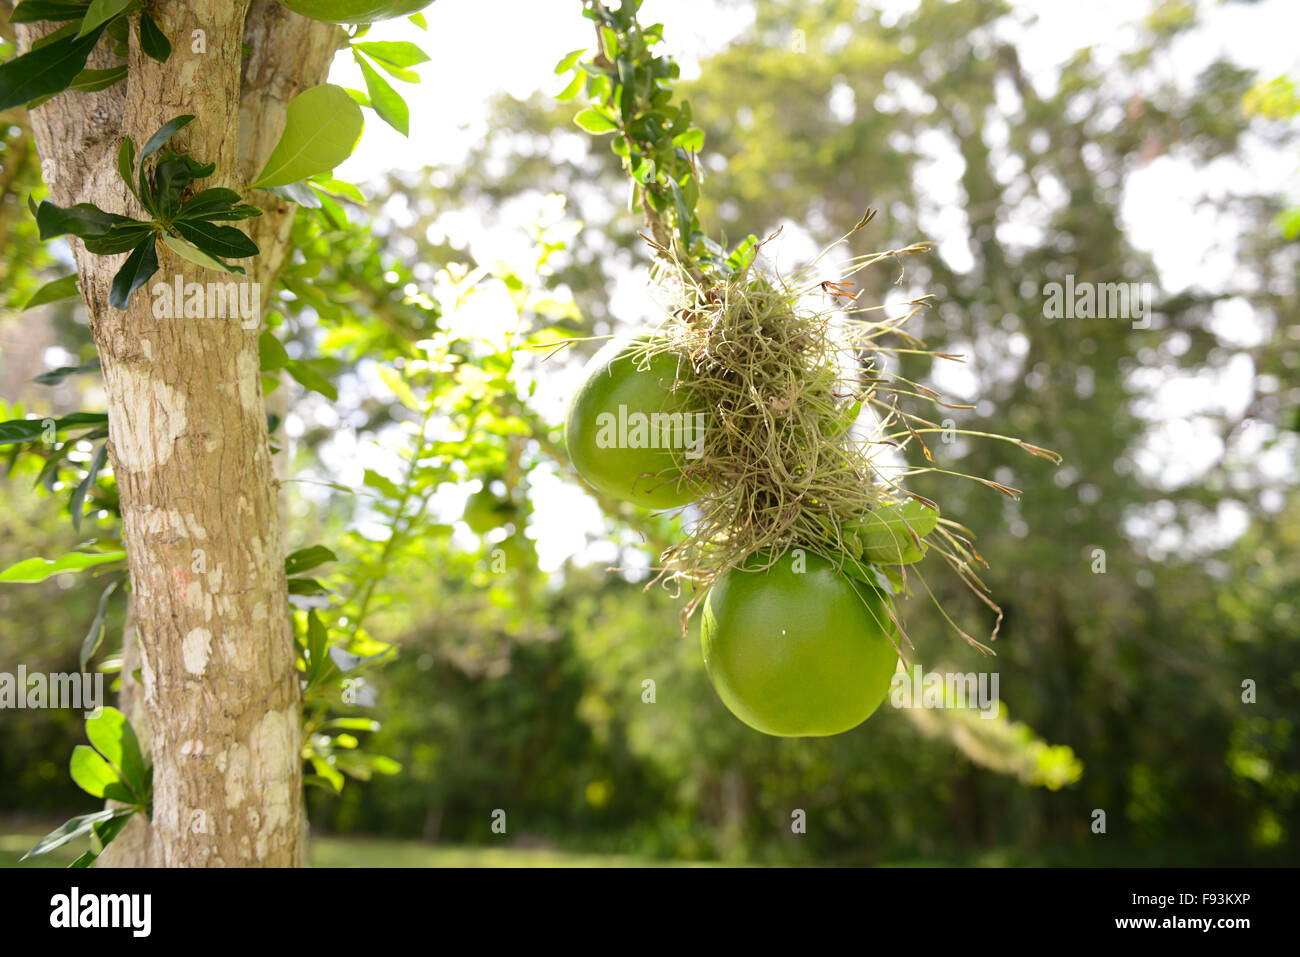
[635,212,1059,652]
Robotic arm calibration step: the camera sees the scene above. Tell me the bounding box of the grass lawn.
[7,818,1279,867]
[0,824,720,868]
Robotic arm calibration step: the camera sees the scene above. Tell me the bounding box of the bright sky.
[302,0,1298,570]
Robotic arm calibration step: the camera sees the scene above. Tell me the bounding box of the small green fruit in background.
[564,338,706,510]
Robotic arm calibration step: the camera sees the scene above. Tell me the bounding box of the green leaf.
[70,744,120,798]
[78,0,134,37]
[304,773,341,793]
[1274,206,1300,240]
[177,188,261,222]
[262,182,321,207]
[363,468,401,499]
[0,411,106,445]
[199,202,261,222]
[285,545,338,576]
[34,360,100,385]
[352,40,430,68]
[288,577,331,596]
[0,22,106,112]
[21,808,132,860]
[136,166,160,219]
[313,188,347,228]
[840,557,899,598]
[104,9,128,45]
[371,755,402,775]
[22,274,80,311]
[9,2,92,24]
[854,501,940,564]
[407,11,426,29]
[153,153,216,221]
[323,717,380,732]
[365,56,420,84]
[30,20,80,48]
[574,108,619,134]
[285,358,338,401]
[137,168,158,218]
[672,126,705,152]
[556,71,585,102]
[173,219,259,260]
[108,237,160,310]
[826,396,863,438]
[0,550,125,583]
[138,11,171,62]
[174,187,240,216]
[69,440,108,532]
[877,563,906,593]
[306,611,330,685]
[116,136,138,198]
[66,64,127,92]
[159,232,243,274]
[32,199,130,242]
[355,55,408,136]
[69,811,133,867]
[139,114,195,165]
[308,757,344,792]
[259,329,289,371]
[554,47,586,74]
[251,84,364,189]
[667,177,691,246]
[725,235,758,273]
[600,25,619,58]
[335,752,402,780]
[80,579,119,671]
[377,364,422,410]
[82,221,156,255]
[310,176,365,203]
[86,706,148,796]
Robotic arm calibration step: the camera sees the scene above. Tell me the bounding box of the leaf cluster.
[0,0,171,113]
[560,1,760,282]
[22,706,151,867]
[347,32,431,137]
[29,115,261,309]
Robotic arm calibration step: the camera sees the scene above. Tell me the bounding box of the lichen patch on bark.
[104,364,188,473]
[182,627,213,675]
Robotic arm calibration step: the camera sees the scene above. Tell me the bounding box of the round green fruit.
[701,550,900,737]
[276,0,433,24]
[564,338,705,510]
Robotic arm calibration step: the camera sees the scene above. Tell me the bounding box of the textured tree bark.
[17,2,340,866]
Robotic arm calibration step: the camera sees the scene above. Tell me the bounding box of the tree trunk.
[17,1,340,867]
